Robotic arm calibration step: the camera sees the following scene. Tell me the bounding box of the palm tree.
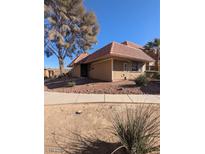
[144,39,160,71]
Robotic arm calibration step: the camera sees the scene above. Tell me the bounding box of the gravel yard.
[44,77,160,94]
[45,103,160,154]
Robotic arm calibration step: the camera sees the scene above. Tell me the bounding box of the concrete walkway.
[45,92,160,105]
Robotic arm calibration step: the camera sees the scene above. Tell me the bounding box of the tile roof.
[78,42,113,64]
[121,41,144,49]
[77,41,154,64]
[111,41,154,62]
[69,52,89,67]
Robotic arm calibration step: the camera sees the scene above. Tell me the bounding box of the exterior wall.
[71,64,81,77]
[88,59,112,81]
[44,69,49,77]
[149,62,155,66]
[44,69,55,78]
[44,69,70,78]
[112,59,145,81]
[70,58,146,82]
[146,62,158,71]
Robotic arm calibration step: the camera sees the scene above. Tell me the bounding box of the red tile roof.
[77,41,154,64]
[121,41,144,49]
[78,42,113,64]
[69,52,89,67]
[111,41,154,62]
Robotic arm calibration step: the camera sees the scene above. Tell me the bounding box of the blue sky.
[44,0,160,68]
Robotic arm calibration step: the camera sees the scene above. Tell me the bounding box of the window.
[123,62,142,72]
[132,62,141,72]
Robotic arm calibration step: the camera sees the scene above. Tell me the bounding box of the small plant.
[135,74,148,86]
[153,72,160,80]
[145,71,160,80]
[67,81,76,87]
[111,105,160,154]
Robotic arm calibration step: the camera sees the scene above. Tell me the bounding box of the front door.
[123,63,128,80]
[123,63,128,71]
[80,64,88,77]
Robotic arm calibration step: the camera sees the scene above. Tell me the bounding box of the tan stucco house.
[69,41,154,81]
[44,68,70,78]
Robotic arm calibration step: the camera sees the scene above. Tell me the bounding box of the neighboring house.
[44,68,70,78]
[44,69,54,78]
[69,41,154,81]
[145,52,160,71]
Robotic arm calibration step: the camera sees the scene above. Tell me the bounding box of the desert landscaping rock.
[75,110,82,114]
[45,103,160,154]
[45,78,159,95]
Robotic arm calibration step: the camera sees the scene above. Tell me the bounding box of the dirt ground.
[44,77,160,94]
[45,103,160,154]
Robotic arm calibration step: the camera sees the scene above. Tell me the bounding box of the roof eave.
[110,53,155,62]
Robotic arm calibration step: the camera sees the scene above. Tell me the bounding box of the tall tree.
[44,0,99,75]
[144,38,160,71]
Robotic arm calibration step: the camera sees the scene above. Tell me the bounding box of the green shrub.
[145,71,160,80]
[111,105,160,154]
[67,81,76,87]
[153,72,160,79]
[135,75,148,86]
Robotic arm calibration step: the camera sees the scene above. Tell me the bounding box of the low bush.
[67,81,76,87]
[135,74,148,86]
[111,105,160,154]
[153,72,160,79]
[145,71,160,80]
